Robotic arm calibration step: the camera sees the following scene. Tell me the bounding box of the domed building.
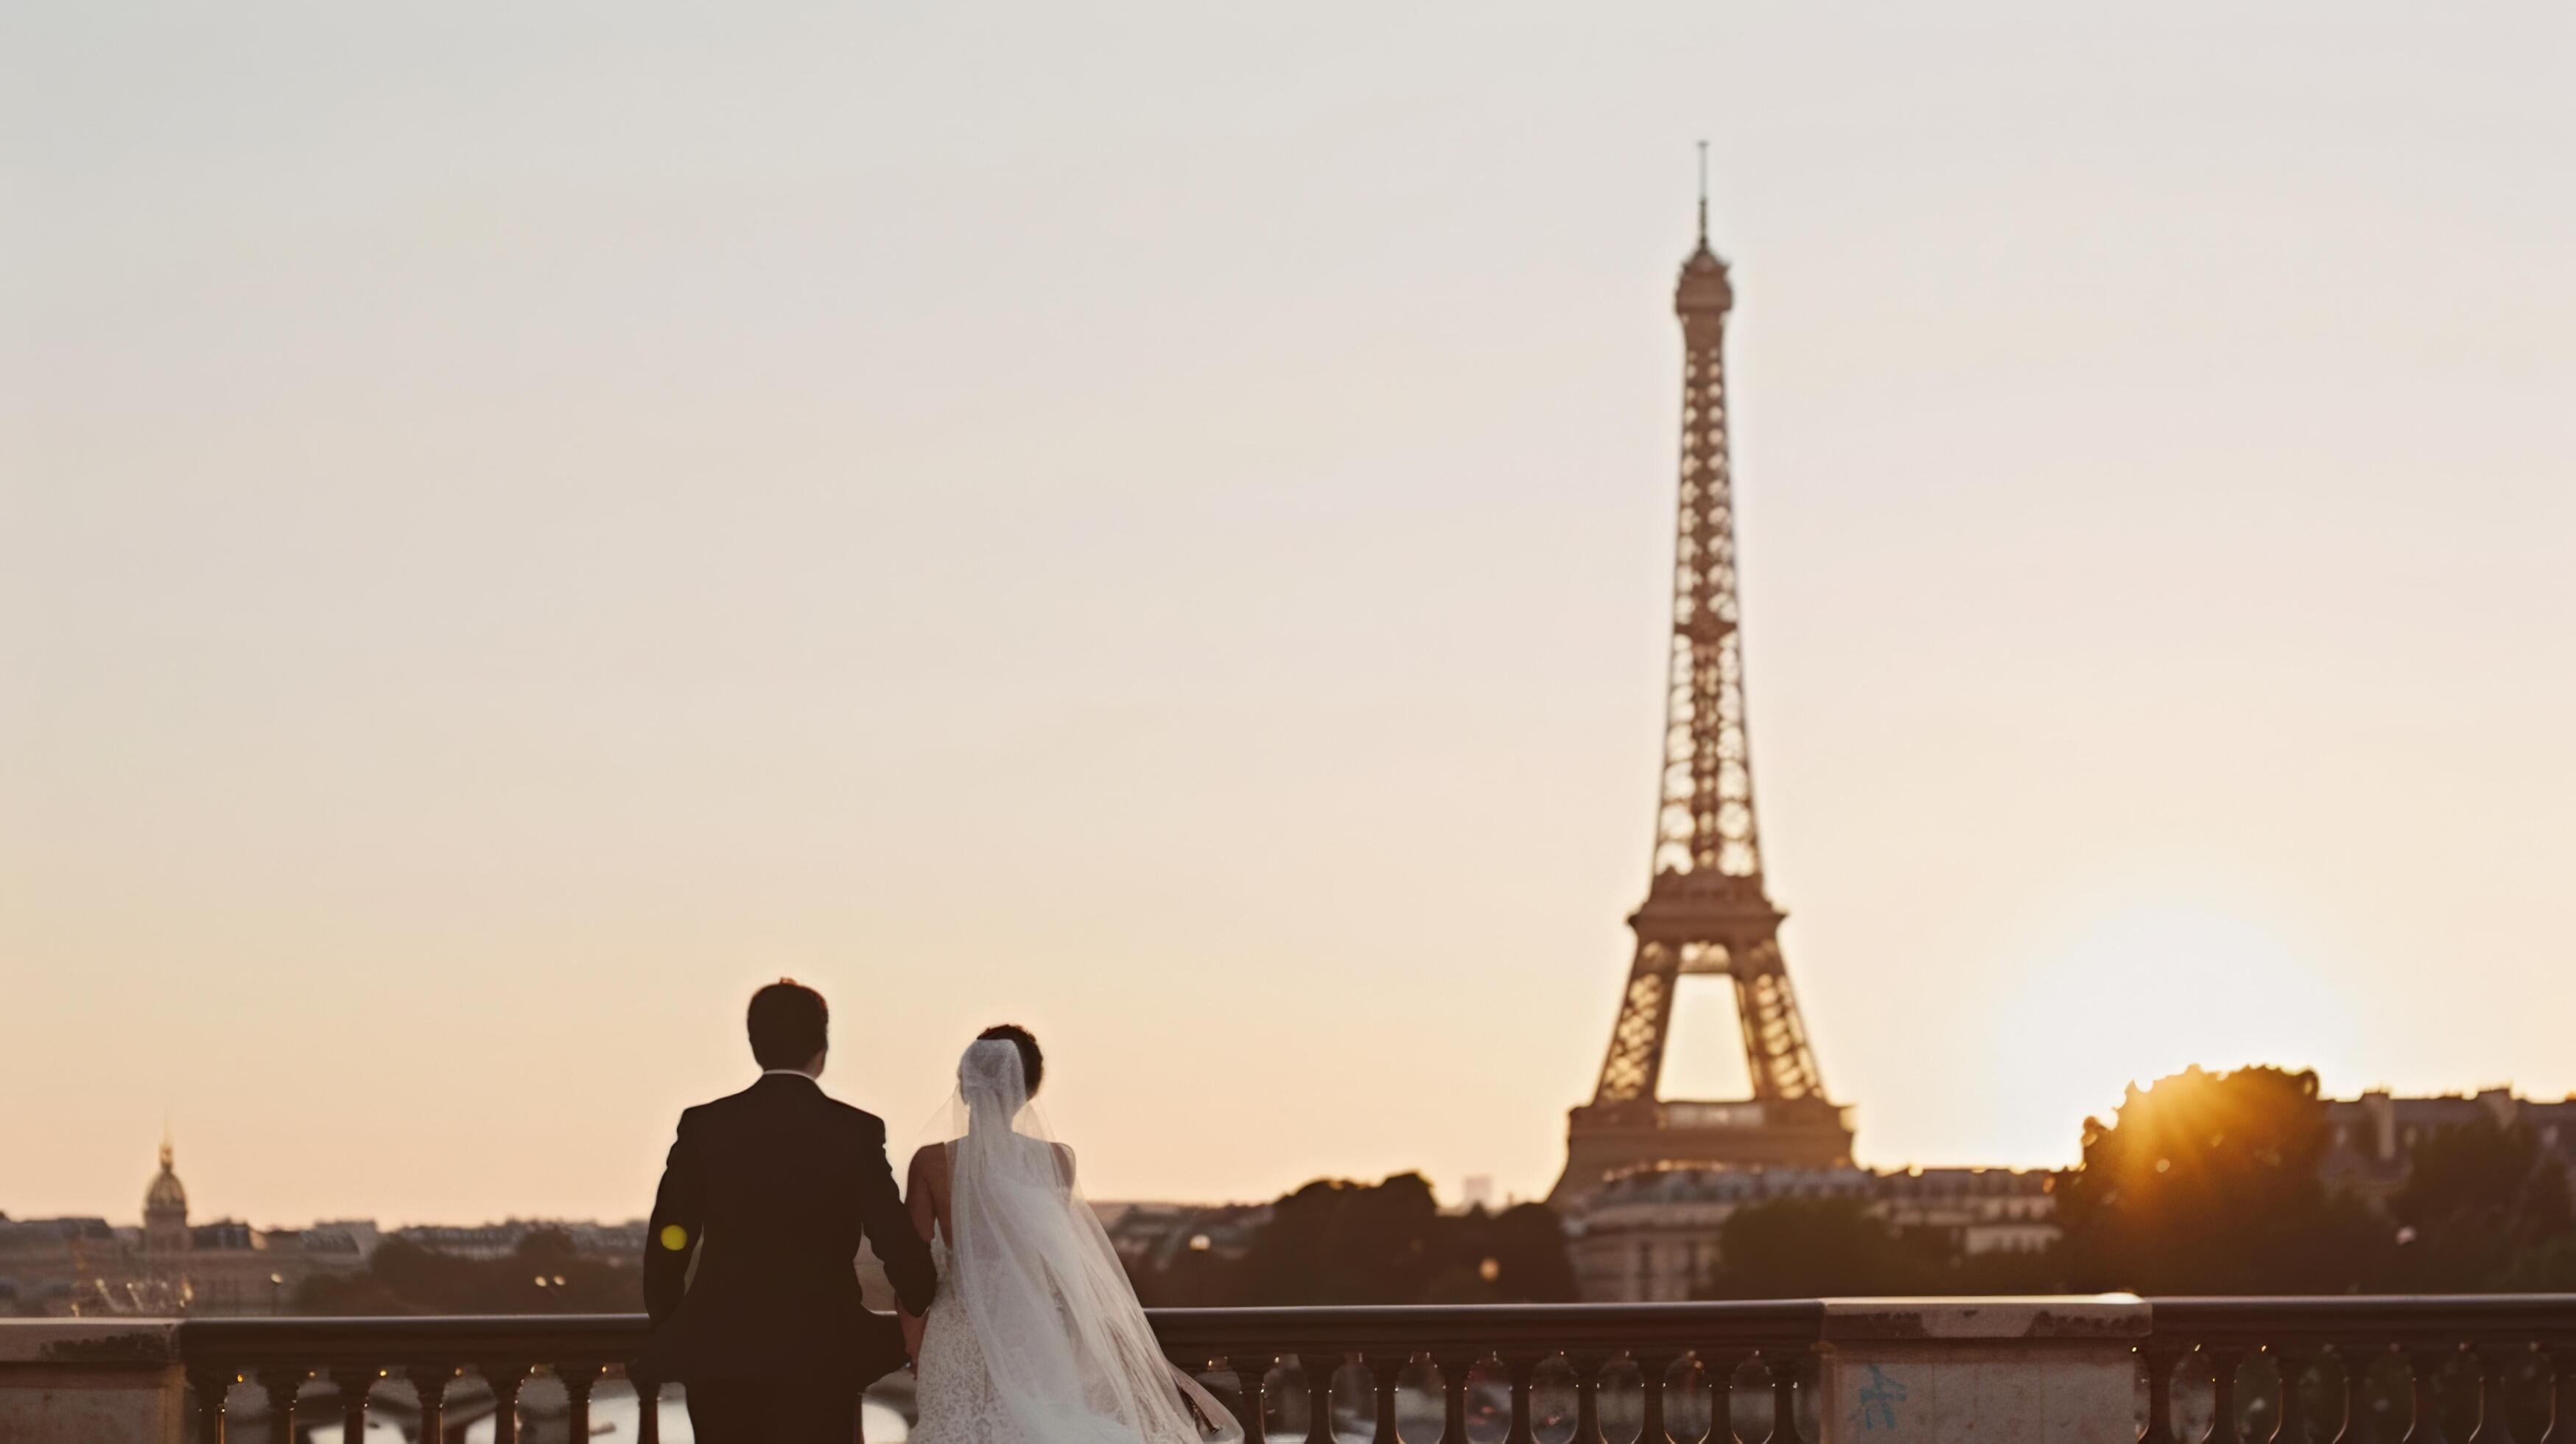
[0,1138,367,1317]
[142,1139,189,1260]
[137,1138,317,1314]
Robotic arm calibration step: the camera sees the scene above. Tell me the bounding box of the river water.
[290,1378,912,1443]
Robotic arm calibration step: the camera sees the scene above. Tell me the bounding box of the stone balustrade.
[3,1294,2572,1443]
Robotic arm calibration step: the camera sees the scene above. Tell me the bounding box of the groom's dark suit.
[642,1072,937,1440]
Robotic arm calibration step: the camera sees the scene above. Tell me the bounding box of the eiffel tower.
[1548,161,1854,1211]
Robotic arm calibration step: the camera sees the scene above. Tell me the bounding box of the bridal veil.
[943,1038,1243,1443]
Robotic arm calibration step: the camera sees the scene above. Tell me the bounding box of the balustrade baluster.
[480,1361,530,1444]
[1634,1351,1674,1444]
[1762,1350,1805,1444]
[2143,1345,2186,1444]
[1699,1351,1747,1444]
[1301,1353,1342,1444]
[2459,1349,2502,1444]
[1436,1354,1475,1444]
[261,1365,304,1444]
[2544,1347,2576,1444]
[1177,1357,1224,1440]
[2275,1349,2312,1444]
[1366,1354,1406,1444]
[187,1368,233,1444]
[1502,1352,1540,1444]
[409,1364,452,1444]
[2329,1345,2376,1444]
[2210,1347,2246,1444]
[331,1366,375,1444]
[2400,1348,2452,1444]
[636,1374,662,1444]
[1570,1353,1607,1444]
[1227,1353,1272,1443]
[559,1366,599,1444]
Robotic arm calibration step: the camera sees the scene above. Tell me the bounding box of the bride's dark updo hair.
[977,1023,1043,1097]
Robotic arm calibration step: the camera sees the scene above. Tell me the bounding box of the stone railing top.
[1816,1296,2149,1344]
[0,1319,183,1366]
[10,1294,2575,1373]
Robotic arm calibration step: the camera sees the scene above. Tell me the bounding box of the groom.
[642,980,938,1443]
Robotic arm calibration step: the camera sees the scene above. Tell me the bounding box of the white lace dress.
[908,1235,1018,1444]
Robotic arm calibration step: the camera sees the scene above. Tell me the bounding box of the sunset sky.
[5,3,2571,1229]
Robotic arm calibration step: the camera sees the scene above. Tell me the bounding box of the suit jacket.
[640,1073,938,1387]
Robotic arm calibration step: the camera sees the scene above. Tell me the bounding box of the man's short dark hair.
[977,1023,1042,1097]
[748,980,829,1069]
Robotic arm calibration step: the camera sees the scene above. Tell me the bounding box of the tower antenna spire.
[1696,139,1710,248]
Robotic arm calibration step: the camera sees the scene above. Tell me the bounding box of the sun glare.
[1985,902,2359,1162]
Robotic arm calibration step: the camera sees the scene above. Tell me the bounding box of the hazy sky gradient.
[6,3,2571,1228]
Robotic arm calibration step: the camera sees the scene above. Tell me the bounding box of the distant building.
[298,1219,385,1267]
[1876,1167,2062,1258]
[390,1219,646,1261]
[1566,1166,2057,1303]
[389,1222,524,1261]
[0,1136,782,1318]
[563,1219,648,1258]
[2320,1088,2576,1204]
[1095,1202,1268,1274]
[1562,1087,2576,1302]
[0,1141,354,1317]
[0,1216,129,1316]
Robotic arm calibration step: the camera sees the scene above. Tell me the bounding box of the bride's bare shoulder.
[907,1142,952,1181]
[1050,1141,1075,1184]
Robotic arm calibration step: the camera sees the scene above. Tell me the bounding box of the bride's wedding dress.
[908,1040,1240,1444]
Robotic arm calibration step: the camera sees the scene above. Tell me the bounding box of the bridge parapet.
[4,1295,2572,1443]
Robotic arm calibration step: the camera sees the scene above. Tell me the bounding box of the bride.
[901,1026,1243,1444]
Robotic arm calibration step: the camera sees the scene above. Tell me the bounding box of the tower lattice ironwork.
[1548,167,1853,1210]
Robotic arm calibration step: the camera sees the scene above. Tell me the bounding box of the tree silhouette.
[2385,1118,2574,1290]
[2057,1065,2387,1294]
[295,1228,641,1315]
[1696,1197,1945,1299]
[1168,1173,1578,1305]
